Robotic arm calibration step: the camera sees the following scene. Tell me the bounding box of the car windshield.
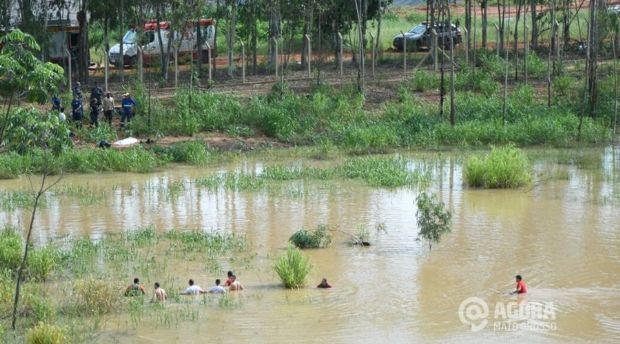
[408,24,426,35]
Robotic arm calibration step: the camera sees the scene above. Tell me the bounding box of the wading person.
[228,275,244,291]
[121,93,135,127]
[208,279,226,294]
[125,277,146,296]
[317,278,332,289]
[153,282,167,302]
[224,270,235,287]
[181,279,207,295]
[103,92,115,127]
[510,275,528,295]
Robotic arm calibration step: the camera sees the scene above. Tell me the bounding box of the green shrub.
[0,226,23,272]
[416,192,452,251]
[465,145,531,188]
[289,225,332,249]
[27,246,61,281]
[165,140,209,165]
[26,322,66,344]
[274,245,312,289]
[74,277,121,315]
[411,70,440,92]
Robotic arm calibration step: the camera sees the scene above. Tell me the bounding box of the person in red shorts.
[511,275,528,294]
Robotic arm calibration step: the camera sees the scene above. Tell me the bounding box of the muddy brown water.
[1,147,619,343]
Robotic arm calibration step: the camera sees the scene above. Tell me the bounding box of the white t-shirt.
[183,285,203,295]
[208,285,226,294]
[59,112,66,121]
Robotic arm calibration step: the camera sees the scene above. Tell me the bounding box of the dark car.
[393,22,462,52]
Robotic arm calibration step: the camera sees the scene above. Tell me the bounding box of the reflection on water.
[0,147,619,343]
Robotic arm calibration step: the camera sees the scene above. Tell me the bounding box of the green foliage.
[274,245,312,289]
[27,246,61,282]
[339,156,425,187]
[289,225,332,249]
[2,108,72,155]
[410,70,440,92]
[74,277,121,316]
[164,141,210,165]
[416,192,452,251]
[465,146,531,188]
[0,226,22,272]
[26,322,67,344]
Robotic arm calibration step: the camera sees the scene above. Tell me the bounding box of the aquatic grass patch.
[73,277,121,316]
[274,245,312,289]
[465,146,531,188]
[52,184,107,205]
[161,140,210,165]
[195,172,266,191]
[0,190,38,210]
[339,156,427,188]
[289,225,333,249]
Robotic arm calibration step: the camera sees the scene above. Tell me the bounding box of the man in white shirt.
[181,279,206,295]
[102,93,115,127]
[208,279,227,294]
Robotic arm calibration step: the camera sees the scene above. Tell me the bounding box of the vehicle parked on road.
[108,19,216,66]
[393,22,462,52]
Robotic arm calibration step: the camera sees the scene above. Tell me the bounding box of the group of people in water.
[124,271,244,302]
[125,271,335,302]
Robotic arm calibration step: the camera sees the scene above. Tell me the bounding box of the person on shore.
[510,275,528,295]
[121,93,135,127]
[224,270,235,287]
[89,97,99,127]
[317,278,332,289]
[58,107,66,122]
[91,82,104,106]
[228,275,244,291]
[153,282,167,302]
[71,96,83,128]
[103,92,115,127]
[72,82,82,100]
[125,277,146,296]
[181,279,207,295]
[208,279,226,294]
[52,94,61,111]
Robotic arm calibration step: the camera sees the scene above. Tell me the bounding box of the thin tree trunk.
[513,0,523,80]
[448,2,456,126]
[12,171,61,330]
[531,0,538,49]
[482,0,488,48]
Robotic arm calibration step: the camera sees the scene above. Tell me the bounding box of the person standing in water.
[153,282,167,302]
[317,278,332,288]
[125,277,146,296]
[510,275,528,295]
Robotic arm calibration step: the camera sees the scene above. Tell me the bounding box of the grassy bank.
[0,226,252,343]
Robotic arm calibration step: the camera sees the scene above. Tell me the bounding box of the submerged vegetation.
[289,225,333,249]
[196,155,429,190]
[465,146,532,189]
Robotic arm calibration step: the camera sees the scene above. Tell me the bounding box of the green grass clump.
[274,245,312,289]
[289,225,333,249]
[26,322,66,344]
[0,226,23,272]
[161,140,209,165]
[465,146,531,188]
[74,277,121,316]
[27,246,61,282]
[340,156,425,188]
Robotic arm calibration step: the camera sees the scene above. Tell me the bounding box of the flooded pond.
[1,146,619,343]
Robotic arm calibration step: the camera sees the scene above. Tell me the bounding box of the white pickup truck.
[108,19,216,66]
